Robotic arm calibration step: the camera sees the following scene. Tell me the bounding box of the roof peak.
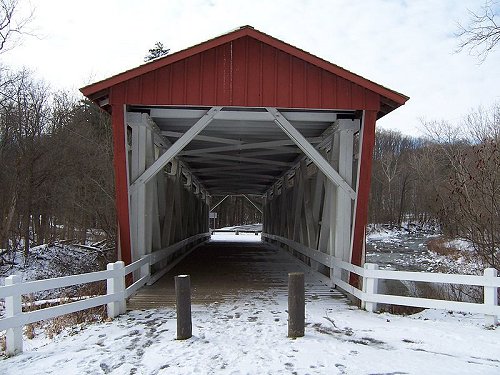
[81,26,408,111]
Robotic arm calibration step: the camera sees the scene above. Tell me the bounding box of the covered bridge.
[81,26,408,289]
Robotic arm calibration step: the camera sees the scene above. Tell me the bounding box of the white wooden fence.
[262,233,500,325]
[1,232,498,357]
[0,233,209,356]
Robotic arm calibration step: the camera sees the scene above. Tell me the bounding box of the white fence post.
[484,268,498,327]
[140,255,150,280]
[363,263,379,313]
[107,261,126,318]
[5,275,23,356]
[330,260,342,289]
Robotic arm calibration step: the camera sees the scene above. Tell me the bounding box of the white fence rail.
[0,233,209,356]
[262,233,500,326]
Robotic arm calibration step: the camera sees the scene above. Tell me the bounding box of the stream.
[365,231,441,272]
[364,230,445,298]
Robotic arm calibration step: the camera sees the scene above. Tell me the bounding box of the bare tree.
[0,68,116,265]
[370,129,422,225]
[456,0,500,61]
[422,106,500,269]
[0,0,35,53]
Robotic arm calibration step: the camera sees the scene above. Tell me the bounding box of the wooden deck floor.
[127,239,344,310]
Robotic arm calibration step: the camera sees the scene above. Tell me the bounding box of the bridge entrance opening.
[80,26,408,298]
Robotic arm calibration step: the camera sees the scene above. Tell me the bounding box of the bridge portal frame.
[81,26,408,286]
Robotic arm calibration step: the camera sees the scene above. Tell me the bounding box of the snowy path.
[1,234,499,374]
[1,295,498,374]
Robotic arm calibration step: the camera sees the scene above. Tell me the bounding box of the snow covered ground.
[1,230,498,373]
[365,224,486,275]
[0,243,113,286]
[1,289,498,374]
[210,232,262,243]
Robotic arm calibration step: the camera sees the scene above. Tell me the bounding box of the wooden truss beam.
[266,107,356,200]
[148,107,341,123]
[243,194,263,213]
[183,154,293,167]
[178,138,322,156]
[191,165,283,173]
[161,131,243,145]
[198,172,276,181]
[130,107,221,193]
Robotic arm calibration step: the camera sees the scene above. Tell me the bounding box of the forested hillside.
[371,106,499,268]
[0,68,115,262]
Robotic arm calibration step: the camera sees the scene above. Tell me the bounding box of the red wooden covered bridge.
[80,26,408,299]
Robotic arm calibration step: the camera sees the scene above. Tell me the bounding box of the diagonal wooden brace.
[266,107,356,200]
[129,106,221,194]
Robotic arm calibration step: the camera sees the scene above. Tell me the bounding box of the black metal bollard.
[288,272,305,338]
[175,275,192,340]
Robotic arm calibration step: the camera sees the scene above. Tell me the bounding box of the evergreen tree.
[144,42,169,62]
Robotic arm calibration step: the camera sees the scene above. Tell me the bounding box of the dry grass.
[426,237,478,267]
[379,304,425,316]
[426,237,462,258]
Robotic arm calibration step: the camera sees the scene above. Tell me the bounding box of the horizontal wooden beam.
[179,140,294,156]
[149,107,341,123]
[197,172,277,180]
[183,154,293,167]
[190,165,283,173]
[161,130,243,145]
[243,147,300,158]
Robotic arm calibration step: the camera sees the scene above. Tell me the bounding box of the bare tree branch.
[0,0,35,54]
[456,1,500,62]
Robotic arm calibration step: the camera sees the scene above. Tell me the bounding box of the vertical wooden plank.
[111,104,132,266]
[291,57,305,108]
[136,125,148,262]
[129,124,139,260]
[336,77,351,109]
[312,161,325,250]
[231,36,247,105]
[247,37,262,106]
[162,176,175,247]
[186,54,202,104]
[156,66,172,104]
[306,65,321,108]
[302,170,316,248]
[276,51,291,107]
[141,71,156,104]
[262,44,277,106]
[331,121,356,265]
[293,166,306,244]
[155,150,167,248]
[201,49,217,105]
[171,60,186,104]
[215,43,232,104]
[317,148,332,253]
[351,111,377,276]
[173,169,183,242]
[126,77,141,104]
[351,84,365,109]
[365,90,380,111]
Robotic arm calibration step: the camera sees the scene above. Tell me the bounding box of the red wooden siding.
[111,104,132,266]
[351,110,378,271]
[110,36,380,111]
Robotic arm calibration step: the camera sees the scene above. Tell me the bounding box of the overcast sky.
[2,0,499,134]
